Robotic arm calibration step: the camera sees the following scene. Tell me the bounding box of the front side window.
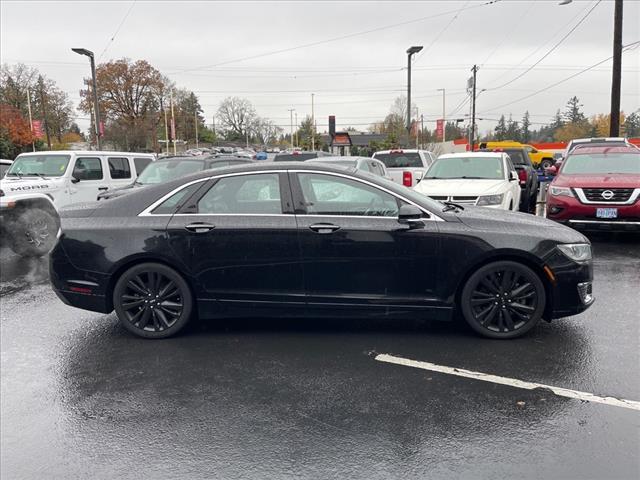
[198,173,282,214]
[425,156,504,180]
[108,157,131,179]
[6,154,71,177]
[298,173,399,217]
[73,157,103,180]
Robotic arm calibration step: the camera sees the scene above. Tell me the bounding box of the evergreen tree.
[506,114,521,141]
[563,96,586,124]
[494,115,507,140]
[521,111,531,143]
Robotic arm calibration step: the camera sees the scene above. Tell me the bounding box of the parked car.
[306,156,390,179]
[97,155,253,200]
[51,162,594,340]
[478,141,556,169]
[0,151,155,257]
[545,145,639,231]
[485,147,539,213]
[372,149,436,187]
[414,152,521,211]
[273,150,332,162]
[0,159,12,178]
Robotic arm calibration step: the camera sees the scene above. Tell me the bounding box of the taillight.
[518,169,528,184]
[403,171,413,186]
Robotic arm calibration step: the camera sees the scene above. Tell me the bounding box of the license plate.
[596,208,618,219]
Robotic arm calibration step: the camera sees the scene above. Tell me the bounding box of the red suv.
[546,145,640,231]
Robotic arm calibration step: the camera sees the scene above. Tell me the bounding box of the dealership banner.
[31,120,44,138]
[436,119,444,139]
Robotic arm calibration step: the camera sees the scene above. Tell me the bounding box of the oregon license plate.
[596,208,618,219]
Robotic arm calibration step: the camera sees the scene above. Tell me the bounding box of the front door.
[290,171,442,314]
[166,172,303,314]
[69,156,109,203]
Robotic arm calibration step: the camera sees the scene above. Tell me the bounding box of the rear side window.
[108,157,131,179]
[152,182,204,215]
[134,157,152,174]
[73,157,103,180]
[0,163,11,177]
[374,152,423,168]
[197,173,282,214]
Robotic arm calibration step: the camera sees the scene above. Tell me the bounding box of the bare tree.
[216,96,258,140]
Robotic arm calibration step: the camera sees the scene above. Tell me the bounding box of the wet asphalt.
[1,233,639,479]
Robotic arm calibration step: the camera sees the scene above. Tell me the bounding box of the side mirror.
[545,165,558,176]
[71,176,80,184]
[509,171,518,181]
[398,204,424,228]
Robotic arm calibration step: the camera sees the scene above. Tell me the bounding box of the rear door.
[107,156,134,189]
[166,171,303,313]
[290,170,442,314]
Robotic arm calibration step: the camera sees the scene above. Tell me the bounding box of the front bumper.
[547,251,594,319]
[547,195,640,231]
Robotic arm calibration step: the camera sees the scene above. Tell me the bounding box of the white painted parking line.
[375,353,640,412]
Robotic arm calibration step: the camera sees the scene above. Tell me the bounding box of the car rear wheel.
[113,263,193,339]
[460,261,546,339]
[540,158,554,170]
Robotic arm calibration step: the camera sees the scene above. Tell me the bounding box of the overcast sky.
[1,0,639,136]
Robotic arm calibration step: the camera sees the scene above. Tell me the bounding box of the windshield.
[503,150,527,165]
[425,156,504,180]
[274,153,319,162]
[562,152,640,174]
[136,159,204,185]
[374,152,422,168]
[6,154,71,177]
[0,163,11,178]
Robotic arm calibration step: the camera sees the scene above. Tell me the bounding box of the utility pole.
[470,65,478,151]
[26,87,35,152]
[288,108,295,149]
[311,93,315,151]
[295,111,299,148]
[38,76,51,149]
[161,97,169,155]
[170,89,176,155]
[420,114,424,150]
[194,110,199,149]
[415,107,419,149]
[610,0,623,136]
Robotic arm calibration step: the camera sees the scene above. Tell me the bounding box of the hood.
[0,176,65,196]
[415,179,508,197]
[455,206,587,243]
[553,173,640,188]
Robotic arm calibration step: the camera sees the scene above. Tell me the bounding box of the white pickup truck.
[372,149,436,187]
[0,151,154,257]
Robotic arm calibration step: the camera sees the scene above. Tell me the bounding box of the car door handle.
[185,222,216,233]
[309,223,340,234]
[98,187,109,191]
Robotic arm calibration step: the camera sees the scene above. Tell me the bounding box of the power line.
[98,1,137,60]
[485,0,602,91]
[480,0,537,66]
[167,0,503,75]
[483,40,640,113]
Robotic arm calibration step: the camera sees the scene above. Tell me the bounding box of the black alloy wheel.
[113,263,193,339]
[460,261,546,339]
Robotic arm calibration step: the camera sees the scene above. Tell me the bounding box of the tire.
[9,208,58,257]
[460,261,546,339]
[113,262,194,339]
[540,158,554,170]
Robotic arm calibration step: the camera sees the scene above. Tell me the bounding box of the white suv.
[0,151,154,257]
[372,149,436,187]
[414,152,521,211]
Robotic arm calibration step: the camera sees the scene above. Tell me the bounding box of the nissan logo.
[601,190,614,200]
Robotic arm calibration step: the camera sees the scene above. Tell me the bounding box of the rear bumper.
[49,242,112,314]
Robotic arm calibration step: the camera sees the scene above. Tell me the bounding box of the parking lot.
[1,230,638,479]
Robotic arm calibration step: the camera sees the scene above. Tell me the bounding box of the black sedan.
[97,155,253,200]
[50,163,594,339]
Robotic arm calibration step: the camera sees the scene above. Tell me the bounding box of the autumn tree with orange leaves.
[0,104,34,158]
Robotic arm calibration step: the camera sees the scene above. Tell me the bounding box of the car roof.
[570,137,628,144]
[305,156,373,163]
[373,149,432,154]
[569,146,639,155]
[438,152,503,159]
[15,150,155,156]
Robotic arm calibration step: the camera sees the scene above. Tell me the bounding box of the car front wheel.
[9,208,58,257]
[113,263,193,339]
[460,261,546,339]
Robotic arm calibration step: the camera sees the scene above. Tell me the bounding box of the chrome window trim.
[574,187,640,205]
[138,169,444,221]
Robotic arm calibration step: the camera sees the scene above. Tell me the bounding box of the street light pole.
[72,48,101,150]
[406,46,423,137]
[288,108,295,149]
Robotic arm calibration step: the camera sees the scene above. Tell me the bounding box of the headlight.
[549,186,573,197]
[476,193,504,206]
[558,243,592,262]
